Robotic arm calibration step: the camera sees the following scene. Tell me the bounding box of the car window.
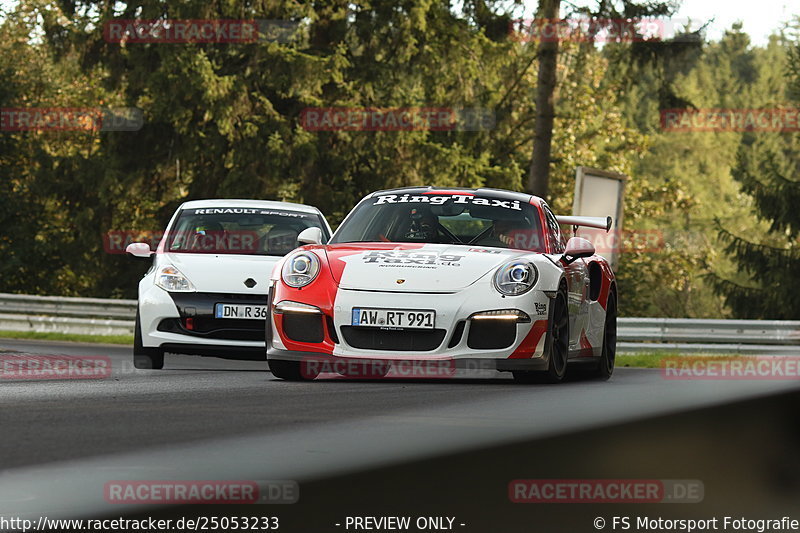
[331,193,546,251]
[438,214,493,241]
[167,207,327,256]
[542,204,565,253]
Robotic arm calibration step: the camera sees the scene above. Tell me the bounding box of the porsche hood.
[323,243,533,293]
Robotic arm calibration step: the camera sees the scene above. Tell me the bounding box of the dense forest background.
[1,0,798,318]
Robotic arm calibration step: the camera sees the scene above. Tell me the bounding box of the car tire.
[133,309,164,370]
[269,360,318,381]
[513,287,569,384]
[594,291,617,380]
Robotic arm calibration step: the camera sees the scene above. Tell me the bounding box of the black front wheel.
[513,289,569,384]
[133,310,164,370]
[594,291,617,380]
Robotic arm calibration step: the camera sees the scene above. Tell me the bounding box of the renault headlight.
[493,260,537,296]
[282,251,320,288]
[155,265,195,292]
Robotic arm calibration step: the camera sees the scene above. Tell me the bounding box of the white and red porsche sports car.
[266,187,617,383]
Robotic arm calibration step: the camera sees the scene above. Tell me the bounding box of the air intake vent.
[341,327,446,351]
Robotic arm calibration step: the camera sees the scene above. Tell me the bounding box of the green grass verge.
[617,352,745,368]
[0,332,741,367]
[0,330,133,345]
[616,353,672,368]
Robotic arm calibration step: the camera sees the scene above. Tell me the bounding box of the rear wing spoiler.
[556,215,612,232]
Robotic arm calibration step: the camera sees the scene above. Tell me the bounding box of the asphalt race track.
[2,338,799,531]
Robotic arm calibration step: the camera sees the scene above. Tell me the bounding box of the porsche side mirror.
[297,227,323,246]
[562,237,595,265]
[125,242,154,259]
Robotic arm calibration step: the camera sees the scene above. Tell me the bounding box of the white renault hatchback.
[126,199,332,369]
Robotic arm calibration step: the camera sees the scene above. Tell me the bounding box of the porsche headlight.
[155,265,195,292]
[493,260,537,296]
[282,251,320,288]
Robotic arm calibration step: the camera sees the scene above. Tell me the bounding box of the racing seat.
[264,225,299,255]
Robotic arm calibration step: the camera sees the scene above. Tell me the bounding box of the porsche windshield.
[166,207,326,256]
[331,193,546,251]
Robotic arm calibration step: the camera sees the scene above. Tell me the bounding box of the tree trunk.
[526,0,560,199]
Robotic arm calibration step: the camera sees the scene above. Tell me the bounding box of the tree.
[526,0,559,198]
[3,0,778,315]
[711,37,800,318]
[526,0,683,200]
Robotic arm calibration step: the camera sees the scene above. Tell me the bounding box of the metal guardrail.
[618,317,800,345]
[0,314,135,336]
[0,293,137,319]
[0,293,798,354]
[0,293,137,336]
[617,317,800,355]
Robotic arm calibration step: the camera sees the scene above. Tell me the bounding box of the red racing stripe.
[595,260,613,310]
[577,329,594,357]
[508,319,548,359]
[422,191,474,195]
